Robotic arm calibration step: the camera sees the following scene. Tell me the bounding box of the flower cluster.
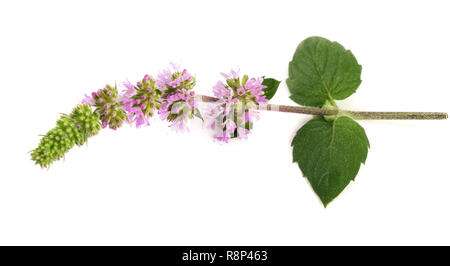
[32,65,275,168]
[206,69,268,142]
[122,75,162,128]
[83,84,127,130]
[31,104,101,168]
[157,64,197,132]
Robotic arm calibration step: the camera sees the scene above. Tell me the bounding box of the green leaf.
[291,116,369,207]
[286,36,362,107]
[262,78,281,100]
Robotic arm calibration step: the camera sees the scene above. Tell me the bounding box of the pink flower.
[156,64,197,132]
[186,97,195,108]
[158,103,170,121]
[121,75,161,128]
[213,132,230,143]
[206,70,268,142]
[257,96,268,104]
[123,80,134,90]
[156,69,173,90]
[221,68,240,79]
[237,128,249,139]
[135,108,150,128]
[181,88,189,100]
[213,81,230,98]
[84,84,127,130]
[81,94,95,105]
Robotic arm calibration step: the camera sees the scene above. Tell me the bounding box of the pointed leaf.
[291,116,370,206]
[262,78,281,100]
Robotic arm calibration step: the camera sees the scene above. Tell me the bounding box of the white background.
[0,0,449,245]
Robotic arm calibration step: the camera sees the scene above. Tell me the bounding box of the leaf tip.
[320,197,331,208]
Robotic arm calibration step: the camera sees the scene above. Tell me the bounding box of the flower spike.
[157,64,198,132]
[31,104,101,168]
[206,69,268,142]
[122,75,162,128]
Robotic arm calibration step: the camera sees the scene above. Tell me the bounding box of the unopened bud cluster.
[31,104,101,168]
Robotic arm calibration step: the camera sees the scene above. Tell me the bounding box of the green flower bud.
[31,104,101,168]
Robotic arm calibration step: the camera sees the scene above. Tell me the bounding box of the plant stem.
[342,111,447,120]
[199,95,448,120]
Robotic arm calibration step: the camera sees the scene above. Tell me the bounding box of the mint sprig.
[31,38,447,207]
